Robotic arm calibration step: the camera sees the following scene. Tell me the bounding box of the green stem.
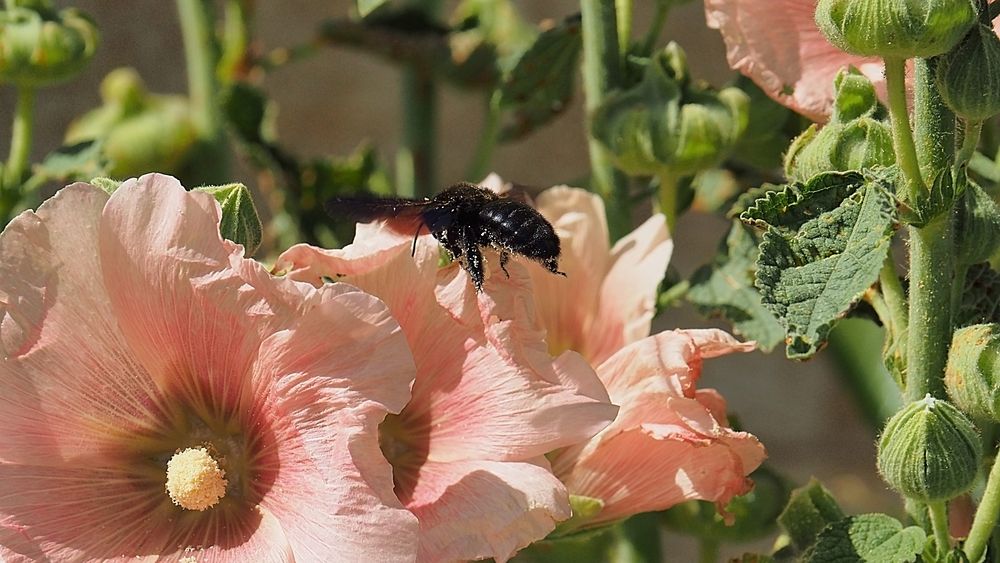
[615,0,631,56]
[880,255,909,334]
[640,0,670,56]
[177,0,222,139]
[657,171,680,234]
[957,120,984,171]
[965,451,1000,562]
[396,66,437,198]
[466,91,502,181]
[914,58,956,179]
[698,538,720,563]
[581,0,632,241]
[906,216,954,401]
[884,57,927,198]
[3,85,35,190]
[928,500,951,557]
[218,0,250,81]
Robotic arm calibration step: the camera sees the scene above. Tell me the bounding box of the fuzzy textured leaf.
[778,478,845,552]
[688,222,784,351]
[499,15,582,141]
[804,514,925,563]
[744,171,895,359]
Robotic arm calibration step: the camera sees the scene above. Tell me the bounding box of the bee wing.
[324,195,429,223]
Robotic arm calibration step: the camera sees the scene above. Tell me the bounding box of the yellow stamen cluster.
[165,447,228,511]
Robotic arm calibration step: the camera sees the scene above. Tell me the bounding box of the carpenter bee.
[324,182,565,291]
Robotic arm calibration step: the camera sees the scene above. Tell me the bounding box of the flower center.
[165,446,228,511]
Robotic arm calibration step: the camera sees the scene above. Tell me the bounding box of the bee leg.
[463,241,486,292]
[499,251,511,278]
[544,257,566,277]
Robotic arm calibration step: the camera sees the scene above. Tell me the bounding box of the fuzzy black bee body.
[325,182,565,291]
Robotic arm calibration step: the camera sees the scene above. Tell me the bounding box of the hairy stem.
[582,0,632,240]
[956,120,984,171]
[965,452,1000,562]
[928,501,951,557]
[615,0,631,56]
[885,57,926,198]
[906,216,954,401]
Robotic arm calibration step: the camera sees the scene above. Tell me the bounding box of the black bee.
[325,182,565,291]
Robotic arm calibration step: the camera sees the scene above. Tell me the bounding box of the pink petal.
[705,0,884,121]
[591,214,672,365]
[0,184,168,463]
[531,186,671,365]
[404,459,570,563]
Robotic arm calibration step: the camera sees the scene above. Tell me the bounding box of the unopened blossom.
[0,174,419,561]
[525,182,765,528]
[275,224,618,562]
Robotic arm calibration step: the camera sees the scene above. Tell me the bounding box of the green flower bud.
[593,42,748,178]
[591,51,682,176]
[194,183,263,256]
[956,180,1000,266]
[937,24,1000,121]
[815,0,978,58]
[784,118,894,182]
[784,69,893,181]
[946,324,1000,421]
[0,2,99,87]
[66,69,198,178]
[877,396,982,502]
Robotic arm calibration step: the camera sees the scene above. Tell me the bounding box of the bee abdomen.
[479,201,560,260]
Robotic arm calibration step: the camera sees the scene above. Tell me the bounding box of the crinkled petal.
[705,0,884,121]
[556,394,764,526]
[405,459,570,563]
[0,184,167,463]
[0,463,174,562]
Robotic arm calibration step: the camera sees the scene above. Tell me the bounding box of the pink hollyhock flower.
[275,225,618,562]
[550,330,766,528]
[704,0,885,122]
[0,174,419,561]
[526,183,765,528]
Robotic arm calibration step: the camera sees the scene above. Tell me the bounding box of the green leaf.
[687,222,784,351]
[357,0,389,17]
[899,167,961,228]
[498,14,581,141]
[803,514,925,563]
[743,171,896,359]
[778,478,845,552]
[195,183,263,256]
[509,526,616,563]
[34,139,108,183]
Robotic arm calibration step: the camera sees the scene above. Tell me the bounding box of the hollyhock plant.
[275,225,619,562]
[526,183,765,528]
[0,174,420,561]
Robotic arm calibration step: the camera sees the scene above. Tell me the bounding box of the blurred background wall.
[0,1,898,558]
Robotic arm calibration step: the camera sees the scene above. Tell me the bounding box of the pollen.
[165,447,228,511]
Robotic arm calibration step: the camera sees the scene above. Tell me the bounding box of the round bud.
[0,3,99,87]
[946,324,1000,421]
[937,24,1000,122]
[956,181,1000,266]
[784,118,894,182]
[877,396,982,503]
[815,0,978,58]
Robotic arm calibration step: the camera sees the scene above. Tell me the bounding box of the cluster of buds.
[0,0,98,87]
